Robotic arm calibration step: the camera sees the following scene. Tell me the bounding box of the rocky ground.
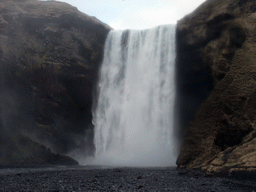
[0,166,256,191]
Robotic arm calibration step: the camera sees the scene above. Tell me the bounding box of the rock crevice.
[176,0,256,174]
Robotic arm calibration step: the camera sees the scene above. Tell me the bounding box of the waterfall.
[92,25,176,166]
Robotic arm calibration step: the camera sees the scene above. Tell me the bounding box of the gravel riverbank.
[0,166,256,191]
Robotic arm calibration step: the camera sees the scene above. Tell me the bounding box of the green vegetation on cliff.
[176,0,256,174]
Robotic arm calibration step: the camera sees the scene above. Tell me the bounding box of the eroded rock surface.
[176,0,256,174]
[0,0,111,164]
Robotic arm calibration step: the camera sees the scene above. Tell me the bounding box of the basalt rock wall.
[176,0,256,174]
[0,0,110,164]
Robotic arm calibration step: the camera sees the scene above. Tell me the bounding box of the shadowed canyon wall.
[0,0,110,164]
[2,0,256,171]
[176,0,256,174]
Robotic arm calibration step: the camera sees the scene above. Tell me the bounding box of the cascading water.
[92,24,176,166]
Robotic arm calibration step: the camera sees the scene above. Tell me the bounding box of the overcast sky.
[55,0,206,29]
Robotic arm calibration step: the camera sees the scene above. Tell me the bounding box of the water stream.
[92,25,176,166]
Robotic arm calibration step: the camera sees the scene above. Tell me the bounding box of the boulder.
[176,0,256,174]
[0,0,111,164]
[0,129,78,165]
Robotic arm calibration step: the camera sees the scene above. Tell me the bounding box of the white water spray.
[92,25,176,166]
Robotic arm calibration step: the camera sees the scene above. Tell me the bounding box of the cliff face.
[176,0,256,174]
[0,0,110,164]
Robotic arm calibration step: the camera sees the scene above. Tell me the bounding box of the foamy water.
[92,25,176,166]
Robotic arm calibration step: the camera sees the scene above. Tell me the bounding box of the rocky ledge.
[176,0,256,174]
[0,0,111,164]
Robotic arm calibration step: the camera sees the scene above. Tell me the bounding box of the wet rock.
[0,0,110,165]
[176,0,256,174]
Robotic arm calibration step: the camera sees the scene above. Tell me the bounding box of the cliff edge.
[0,0,110,164]
[176,0,256,174]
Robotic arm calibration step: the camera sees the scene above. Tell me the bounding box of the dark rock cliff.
[176,0,256,174]
[0,0,111,164]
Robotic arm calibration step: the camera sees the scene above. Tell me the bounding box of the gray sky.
[56,0,206,29]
